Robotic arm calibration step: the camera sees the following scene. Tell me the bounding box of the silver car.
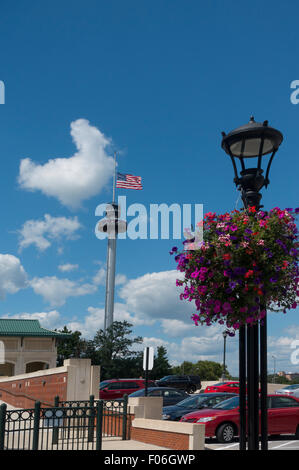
[275,384,299,398]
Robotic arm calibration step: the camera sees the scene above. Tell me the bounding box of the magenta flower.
[191,270,199,279]
[172,206,299,331]
[222,302,231,312]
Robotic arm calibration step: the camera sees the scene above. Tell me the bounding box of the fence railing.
[0,394,129,450]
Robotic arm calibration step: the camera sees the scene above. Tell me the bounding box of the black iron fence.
[0,395,128,450]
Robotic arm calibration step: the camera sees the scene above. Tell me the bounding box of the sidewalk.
[102,437,168,450]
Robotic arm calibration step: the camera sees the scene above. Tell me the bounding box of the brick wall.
[0,372,67,408]
[101,413,134,439]
[131,427,189,450]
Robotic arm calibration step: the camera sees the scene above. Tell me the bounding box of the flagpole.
[112,151,117,203]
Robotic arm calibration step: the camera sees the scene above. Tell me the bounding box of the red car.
[99,378,156,400]
[204,381,241,394]
[180,394,299,443]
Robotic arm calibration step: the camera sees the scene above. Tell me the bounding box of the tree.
[149,346,171,379]
[56,326,86,366]
[88,321,143,379]
[172,360,231,380]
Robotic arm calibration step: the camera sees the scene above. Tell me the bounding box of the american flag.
[116,173,143,190]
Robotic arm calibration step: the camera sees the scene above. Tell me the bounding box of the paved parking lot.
[205,435,299,450]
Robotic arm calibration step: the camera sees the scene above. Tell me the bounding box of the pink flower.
[240,307,248,313]
[191,270,199,278]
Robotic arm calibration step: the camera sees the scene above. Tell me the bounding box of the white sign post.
[143,347,154,396]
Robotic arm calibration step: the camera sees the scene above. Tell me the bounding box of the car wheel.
[187,385,196,394]
[216,423,235,443]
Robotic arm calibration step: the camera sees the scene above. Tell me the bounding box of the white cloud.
[0,254,28,298]
[18,214,82,251]
[118,270,193,322]
[115,274,128,285]
[18,119,115,209]
[58,263,79,272]
[140,332,238,367]
[66,302,154,339]
[2,310,61,330]
[160,319,196,337]
[92,267,106,286]
[92,267,127,287]
[30,276,97,307]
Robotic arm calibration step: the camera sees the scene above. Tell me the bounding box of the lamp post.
[272,355,276,383]
[221,116,283,450]
[222,331,228,381]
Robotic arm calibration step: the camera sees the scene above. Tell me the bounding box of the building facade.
[0,319,69,377]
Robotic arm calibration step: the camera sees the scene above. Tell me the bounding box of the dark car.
[128,387,190,406]
[155,375,201,394]
[99,378,156,399]
[162,393,238,421]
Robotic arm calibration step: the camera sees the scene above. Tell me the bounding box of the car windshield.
[212,382,229,387]
[212,396,239,410]
[99,381,111,390]
[128,389,145,397]
[174,395,210,409]
[159,376,173,382]
[282,384,299,390]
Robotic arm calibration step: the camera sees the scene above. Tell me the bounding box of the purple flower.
[234,267,246,276]
[223,302,231,312]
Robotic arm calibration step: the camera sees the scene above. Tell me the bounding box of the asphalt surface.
[205,435,299,450]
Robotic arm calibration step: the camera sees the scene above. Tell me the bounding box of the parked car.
[275,384,299,398]
[180,394,299,443]
[128,387,190,406]
[204,381,241,394]
[155,375,201,394]
[99,378,156,400]
[162,392,237,421]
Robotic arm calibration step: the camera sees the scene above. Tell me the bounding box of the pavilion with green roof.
[0,319,70,377]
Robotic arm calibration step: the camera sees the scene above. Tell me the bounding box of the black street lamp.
[221,116,283,451]
[221,116,283,209]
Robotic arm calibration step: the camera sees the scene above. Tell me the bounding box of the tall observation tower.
[98,154,127,331]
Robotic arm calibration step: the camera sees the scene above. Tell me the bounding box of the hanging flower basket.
[171,207,299,334]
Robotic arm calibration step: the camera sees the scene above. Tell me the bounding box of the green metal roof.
[0,319,70,338]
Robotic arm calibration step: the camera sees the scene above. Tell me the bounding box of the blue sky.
[0,0,298,375]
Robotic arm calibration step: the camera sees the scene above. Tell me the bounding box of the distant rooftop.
[0,319,70,338]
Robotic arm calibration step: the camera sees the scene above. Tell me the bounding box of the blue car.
[128,387,190,406]
[162,392,237,421]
